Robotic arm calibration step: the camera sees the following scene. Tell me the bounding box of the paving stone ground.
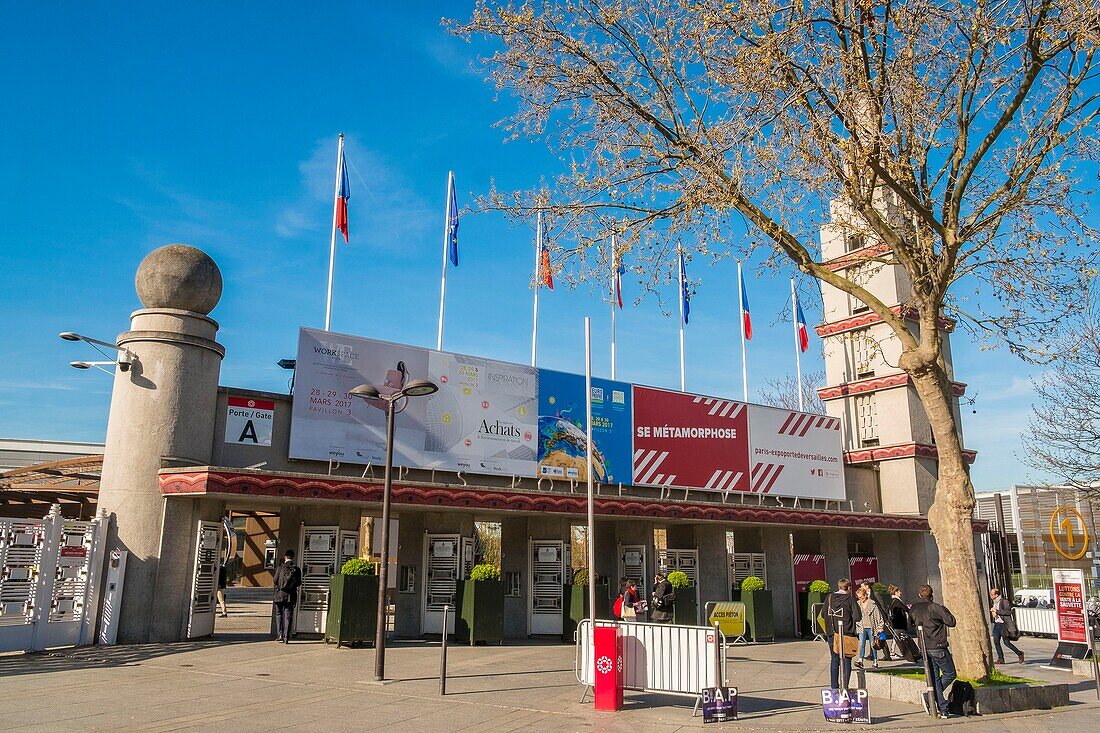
[1,590,1097,732]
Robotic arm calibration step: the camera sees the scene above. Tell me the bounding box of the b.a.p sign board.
[821,688,870,724]
[225,396,274,446]
[701,686,737,723]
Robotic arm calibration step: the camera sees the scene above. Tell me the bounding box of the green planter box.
[325,574,378,648]
[562,583,610,641]
[802,591,829,637]
[457,579,505,645]
[672,587,698,625]
[742,588,774,642]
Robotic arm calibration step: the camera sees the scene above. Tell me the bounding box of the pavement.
[1,591,1097,732]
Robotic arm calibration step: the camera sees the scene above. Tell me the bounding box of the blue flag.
[679,251,690,324]
[446,171,459,267]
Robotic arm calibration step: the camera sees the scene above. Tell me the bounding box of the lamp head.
[401,379,438,397]
[60,332,82,342]
[350,384,382,400]
[70,361,91,370]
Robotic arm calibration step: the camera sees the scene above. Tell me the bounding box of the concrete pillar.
[763,528,796,637]
[822,530,849,586]
[874,532,903,587]
[501,516,528,639]
[97,245,224,643]
[394,511,425,638]
[696,524,728,605]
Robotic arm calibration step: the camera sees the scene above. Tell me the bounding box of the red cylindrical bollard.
[593,624,624,711]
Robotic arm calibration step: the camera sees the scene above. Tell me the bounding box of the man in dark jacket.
[989,588,1024,665]
[825,578,862,689]
[909,584,957,718]
[650,573,675,623]
[272,549,301,643]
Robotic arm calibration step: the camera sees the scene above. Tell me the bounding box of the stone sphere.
[135,244,222,315]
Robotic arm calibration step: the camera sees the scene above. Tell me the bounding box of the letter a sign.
[225,396,274,446]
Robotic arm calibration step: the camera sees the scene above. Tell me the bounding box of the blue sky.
[0,2,1052,491]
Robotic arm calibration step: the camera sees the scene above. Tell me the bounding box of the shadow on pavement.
[0,633,267,678]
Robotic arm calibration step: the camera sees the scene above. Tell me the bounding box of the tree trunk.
[908,367,993,680]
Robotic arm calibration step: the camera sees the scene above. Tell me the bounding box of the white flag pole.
[678,249,686,392]
[610,236,617,380]
[738,260,748,402]
[324,133,344,332]
[532,211,542,367]
[437,171,454,351]
[584,316,596,626]
[792,278,805,412]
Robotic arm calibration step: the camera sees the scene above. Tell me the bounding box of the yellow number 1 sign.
[1049,506,1089,561]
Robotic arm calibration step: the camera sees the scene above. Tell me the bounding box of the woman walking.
[856,587,885,668]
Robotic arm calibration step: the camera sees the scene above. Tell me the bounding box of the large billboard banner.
[631,386,751,492]
[289,328,845,500]
[746,406,844,498]
[289,328,538,475]
[537,370,633,484]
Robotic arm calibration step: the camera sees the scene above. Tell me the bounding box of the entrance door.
[295,526,338,634]
[187,521,223,639]
[530,540,564,635]
[423,534,460,635]
[657,548,700,624]
[618,544,647,588]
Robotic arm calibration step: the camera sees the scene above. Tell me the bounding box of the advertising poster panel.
[794,554,827,593]
[631,386,750,491]
[1052,568,1087,644]
[289,328,538,475]
[848,557,879,586]
[536,370,632,484]
[746,405,844,498]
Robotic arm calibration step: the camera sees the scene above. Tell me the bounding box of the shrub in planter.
[800,580,831,637]
[667,571,698,625]
[325,558,378,648]
[563,570,610,640]
[459,563,505,646]
[740,576,774,642]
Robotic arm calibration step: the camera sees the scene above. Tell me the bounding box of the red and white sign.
[632,386,750,492]
[746,405,844,499]
[60,546,87,559]
[1052,568,1087,644]
[225,396,275,447]
[848,556,879,586]
[793,554,827,592]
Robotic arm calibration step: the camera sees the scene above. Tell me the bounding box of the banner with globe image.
[536,370,633,485]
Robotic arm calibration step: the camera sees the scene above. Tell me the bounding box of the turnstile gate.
[423,533,460,634]
[296,526,338,634]
[187,520,224,639]
[530,539,564,635]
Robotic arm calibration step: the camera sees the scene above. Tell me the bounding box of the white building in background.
[0,438,103,472]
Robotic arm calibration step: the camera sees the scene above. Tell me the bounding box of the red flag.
[541,241,553,290]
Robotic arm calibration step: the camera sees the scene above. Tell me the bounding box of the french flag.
[614,256,625,309]
[335,149,350,243]
[541,232,554,290]
[796,295,809,352]
[739,266,752,340]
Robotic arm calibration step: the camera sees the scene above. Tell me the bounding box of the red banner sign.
[631,386,750,491]
[1053,568,1087,644]
[848,556,879,586]
[793,554,826,593]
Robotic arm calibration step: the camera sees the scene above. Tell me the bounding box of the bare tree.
[453,0,1100,677]
[1027,305,1100,496]
[760,371,827,414]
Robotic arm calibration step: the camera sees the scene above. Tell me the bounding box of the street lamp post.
[350,377,438,682]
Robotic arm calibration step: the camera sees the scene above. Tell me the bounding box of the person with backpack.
[650,572,675,623]
[825,578,862,689]
[271,549,302,643]
[989,588,1024,665]
[909,584,959,718]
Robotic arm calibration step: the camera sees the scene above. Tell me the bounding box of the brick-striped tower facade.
[816,193,976,515]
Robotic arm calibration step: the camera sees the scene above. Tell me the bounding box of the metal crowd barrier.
[1014,607,1058,637]
[575,619,728,701]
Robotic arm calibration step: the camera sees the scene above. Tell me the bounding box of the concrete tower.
[97,244,225,643]
[815,194,973,517]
